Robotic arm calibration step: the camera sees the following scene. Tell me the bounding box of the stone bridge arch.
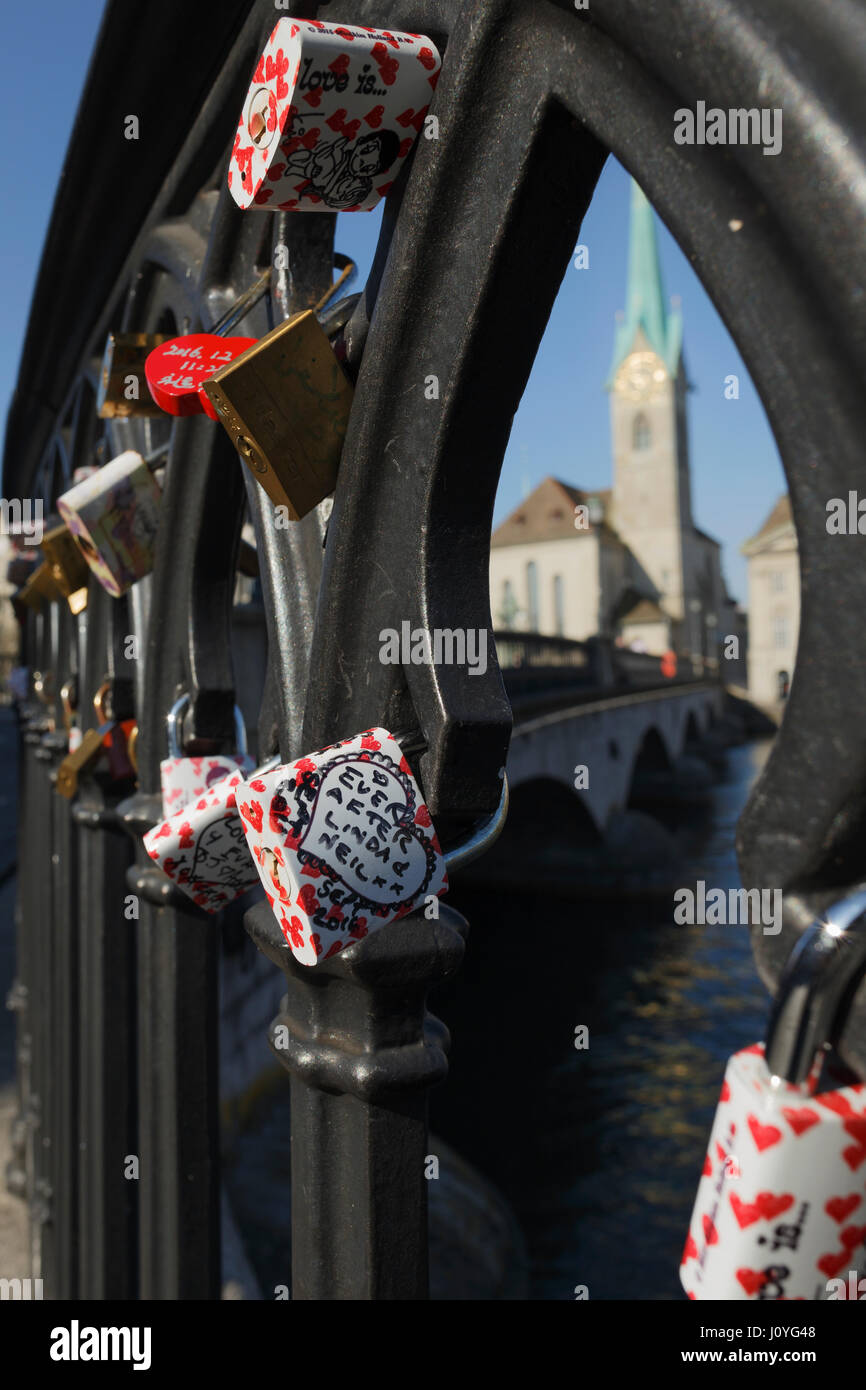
[506,685,724,833]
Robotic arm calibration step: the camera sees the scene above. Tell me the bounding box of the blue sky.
[2,1,784,603]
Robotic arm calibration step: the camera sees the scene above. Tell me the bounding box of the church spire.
[608,179,682,382]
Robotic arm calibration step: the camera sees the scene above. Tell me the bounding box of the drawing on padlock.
[234,727,446,964]
[97,332,170,418]
[228,18,441,213]
[234,727,508,968]
[681,891,866,1302]
[57,450,162,598]
[159,694,254,818]
[143,709,268,914]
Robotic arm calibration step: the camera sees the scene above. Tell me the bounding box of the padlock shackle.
[93,679,112,724]
[166,693,247,760]
[59,677,76,732]
[765,890,866,1085]
[210,268,271,339]
[443,775,508,876]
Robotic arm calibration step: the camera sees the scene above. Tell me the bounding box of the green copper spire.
[608,179,683,382]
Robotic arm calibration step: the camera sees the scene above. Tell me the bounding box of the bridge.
[507,681,724,833]
[490,628,725,819]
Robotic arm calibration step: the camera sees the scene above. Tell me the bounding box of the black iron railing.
[3,0,865,1302]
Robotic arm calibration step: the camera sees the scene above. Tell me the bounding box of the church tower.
[608,181,694,641]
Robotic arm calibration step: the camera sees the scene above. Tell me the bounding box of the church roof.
[491,476,616,547]
[694,526,720,547]
[741,494,794,552]
[608,180,683,383]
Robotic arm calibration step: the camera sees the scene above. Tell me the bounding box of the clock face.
[614,351,667,402]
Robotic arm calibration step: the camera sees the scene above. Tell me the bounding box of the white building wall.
[746,536,799,706]
[490,535,601,639]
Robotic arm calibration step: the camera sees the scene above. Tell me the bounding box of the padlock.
[681,892,866,1301]
[56,723,114,799]
[228,18,441,213]
[143,749,278,915]
[234,726,508,966]
[143,269,271,418]
[57,450,162,597]
[96,331,170,418]
[145,333,258,418]
[159,694,254,817]
[40,521,90,613]
[202,308,354,520]
[18,561,63,611]
[92,682,137,784]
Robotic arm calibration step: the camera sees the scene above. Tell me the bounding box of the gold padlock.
[97,331,169,418]
[40,523,90,612]
[55,727,109,799]
[18,561,63,611]
[202,310,354,521]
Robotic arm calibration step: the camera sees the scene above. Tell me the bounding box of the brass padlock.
[202,310,354,521]
[18,561,63,611]
[97,331,169,418]
[55,725,111,799]
[40,522,90,613]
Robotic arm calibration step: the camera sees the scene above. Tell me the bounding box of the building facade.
[491,179,739,673]
[741,494,798,706]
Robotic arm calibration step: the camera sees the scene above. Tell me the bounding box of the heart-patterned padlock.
[681,892,866,1301]
[228,18,441,213]
[159,694,254,818]
[143,715,275,914]
[57,449,162,597]
[234,726,508,967]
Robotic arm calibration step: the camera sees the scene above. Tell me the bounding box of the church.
[490,180,739,669]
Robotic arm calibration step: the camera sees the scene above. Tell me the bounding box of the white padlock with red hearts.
[681,894,866,1301]
[228,17,441,213]
[234,726,509,967]
[143,701,269,914]
[159,694,254,819]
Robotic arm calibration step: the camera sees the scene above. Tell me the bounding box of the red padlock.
[144,334,256,418]
[94,683,137,783]
[143,269,271,418]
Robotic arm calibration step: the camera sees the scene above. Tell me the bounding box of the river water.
[437,737,775,1300]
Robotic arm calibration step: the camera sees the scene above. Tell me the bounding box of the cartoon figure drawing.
[283,128,401,208]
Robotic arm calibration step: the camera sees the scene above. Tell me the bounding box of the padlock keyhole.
[247,88,275,149]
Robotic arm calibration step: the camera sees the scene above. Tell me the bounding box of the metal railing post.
[245,899,467,1300]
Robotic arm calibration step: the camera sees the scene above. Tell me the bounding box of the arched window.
[526,561,539,630]
[633,412,651,450]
